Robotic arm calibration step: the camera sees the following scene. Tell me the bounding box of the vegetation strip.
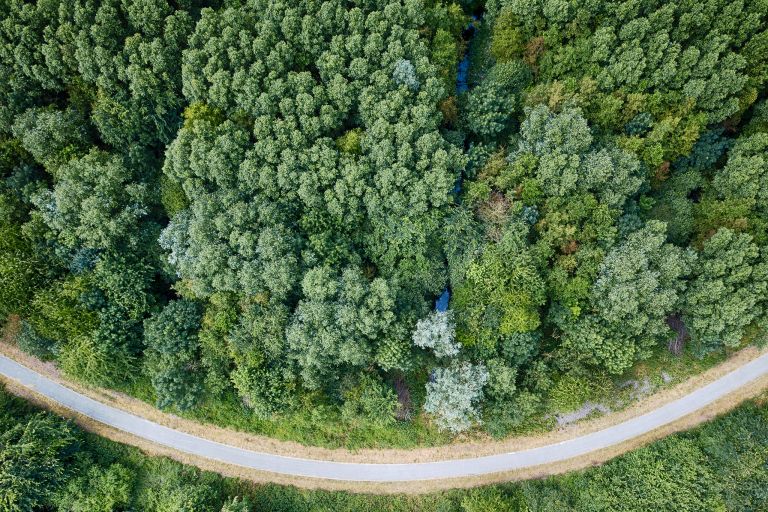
[2,351,767,484]
[2,381,768,511]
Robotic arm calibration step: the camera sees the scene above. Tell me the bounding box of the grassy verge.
[2,381,767,510]
[1,316,759,452]
[517,343,733,434]
[114,371,451,450]
[111,339,741,449]
[170,343,736,448]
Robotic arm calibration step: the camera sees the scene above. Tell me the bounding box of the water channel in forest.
[435,13,479,313]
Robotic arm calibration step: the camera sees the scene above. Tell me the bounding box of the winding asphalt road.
[1,352,767,482]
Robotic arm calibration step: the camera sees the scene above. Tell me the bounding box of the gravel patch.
[555,402,612,427]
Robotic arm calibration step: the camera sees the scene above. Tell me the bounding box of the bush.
[489,8,525,62]
[461,488,520,512]
[54,464,133,512]
[424,361,488,433]
[412,310,460,358]
[548,375,595,413]
[143,300,204,410]
[16,319,57,360]
[341,373,399,426]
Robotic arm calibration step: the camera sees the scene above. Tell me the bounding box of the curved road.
[1,353,767,482]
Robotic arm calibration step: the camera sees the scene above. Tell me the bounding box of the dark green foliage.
[166,0,463,317]
[0,193,44,321]
[27,276,98,345]
[712,133,768,205]
[54,463,133,512]
[15,319,57,360]
[516,401,768,511]
[229,360,295,418]
[452,220,545,353]
[144,299,204,410]
[340,372,399,426]
[0,0,767,444]
[0,413,80,512]
[493,0,768,165]
[577,438,719,511]
[58,305,140,387]
[0,0,193,146]
[559,221,692,374]
[154,4,469,422]
[453,0,768,429]
[287,266,407,388]
[3,384,768,511]
[224,298,296,415]
[462,61,531,140]
[11,107,91,169]
[32,150,152,253]
[0,0,189,396]
[647,168,703,245]
[682,228,768,355]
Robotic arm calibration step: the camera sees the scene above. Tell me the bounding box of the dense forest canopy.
[1,0,767,437]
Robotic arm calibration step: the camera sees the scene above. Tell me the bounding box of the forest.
[1,0,768,440]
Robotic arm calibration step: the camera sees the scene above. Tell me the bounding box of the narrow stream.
[435,14,479,313]
[455,16,477,94]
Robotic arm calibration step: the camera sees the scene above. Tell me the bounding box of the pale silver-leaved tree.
[424,361,488,433]
[412,310,460,358]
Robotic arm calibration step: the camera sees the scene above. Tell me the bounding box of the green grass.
[118,371,451,449]
[186,392,452,450]
[514,342,736,435]
[111,340,744,450]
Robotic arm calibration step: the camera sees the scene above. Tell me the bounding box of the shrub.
[412,310,460,358]
[424,361,488,433]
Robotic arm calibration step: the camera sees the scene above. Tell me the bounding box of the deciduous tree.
[424,361,488,433]
[143,299,204,410]
[683,228,768,354]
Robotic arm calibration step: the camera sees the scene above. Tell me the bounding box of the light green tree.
[683,228,768,355]
[424,361,489,433]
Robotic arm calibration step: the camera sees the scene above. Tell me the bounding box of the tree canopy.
[0,0,767,438]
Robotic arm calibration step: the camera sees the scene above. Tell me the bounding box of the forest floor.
[2,321,768,492]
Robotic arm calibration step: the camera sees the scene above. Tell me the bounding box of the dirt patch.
[393,374,412,421]
[555,402,611,427]
[620,376,653,401]
[667,315,688,355]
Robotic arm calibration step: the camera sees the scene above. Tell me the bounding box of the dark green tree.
[683,228,768,355]
[144,299,205,410]
[559,221,693,374]
[0,413,80,512]
[54,463,133,512]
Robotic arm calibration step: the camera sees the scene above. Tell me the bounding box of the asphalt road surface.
[1,352,766,482]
